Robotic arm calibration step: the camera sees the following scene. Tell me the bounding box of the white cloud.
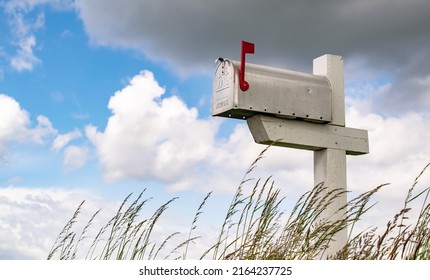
[51,128,89,173]
[2,0,73,14]
[86,70,264,191]
[0,93,57,161]
[63,145,88,172]
[2,0,74,72]
[0,186,227,260]
[347,106,430,188]
[0,187,111,259]
[0,94,30,143]
[71,112,90,120]
[52,129,82,152]
[32,115,57,143]
[4,4,43,72]
[10,35,41,71]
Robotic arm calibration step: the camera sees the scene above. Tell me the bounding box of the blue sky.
[1,0,430,259]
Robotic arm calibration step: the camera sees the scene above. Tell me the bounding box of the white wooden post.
[313,55,347,258]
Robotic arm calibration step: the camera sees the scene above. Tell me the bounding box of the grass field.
[47,146,430,260]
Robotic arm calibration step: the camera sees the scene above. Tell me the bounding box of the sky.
[1,0,430,259]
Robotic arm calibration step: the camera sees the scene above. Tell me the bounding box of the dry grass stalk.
[48,148,430,260]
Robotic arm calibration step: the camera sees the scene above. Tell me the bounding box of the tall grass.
[336,163,430,260]
[48,190,182,260]
[47,148,430,260]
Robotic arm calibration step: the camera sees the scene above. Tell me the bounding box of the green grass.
[47,146,430,260]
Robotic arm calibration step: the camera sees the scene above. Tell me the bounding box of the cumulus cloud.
[86,70,231,190]
[0,94,30,142]
[74,0,430,113]
[343,105,430,229]
[347,106,430,190]
[0,93,57,161]
[85,70,285,192]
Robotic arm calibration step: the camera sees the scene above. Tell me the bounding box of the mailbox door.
[212,60,238,117]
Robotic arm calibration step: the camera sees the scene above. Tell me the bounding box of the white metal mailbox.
[212,59,333,122]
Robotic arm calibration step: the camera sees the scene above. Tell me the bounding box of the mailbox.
[212,59,333,123]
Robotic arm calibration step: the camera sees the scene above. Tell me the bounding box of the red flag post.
[239,41,255,91]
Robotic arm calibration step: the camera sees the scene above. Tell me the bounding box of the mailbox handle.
[240,41,255,91]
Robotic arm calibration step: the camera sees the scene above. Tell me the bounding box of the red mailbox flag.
[240,41,255,91]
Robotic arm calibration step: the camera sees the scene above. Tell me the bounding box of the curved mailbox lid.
[212,59,332,123]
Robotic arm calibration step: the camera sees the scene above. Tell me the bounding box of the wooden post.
[313,55,347,258]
